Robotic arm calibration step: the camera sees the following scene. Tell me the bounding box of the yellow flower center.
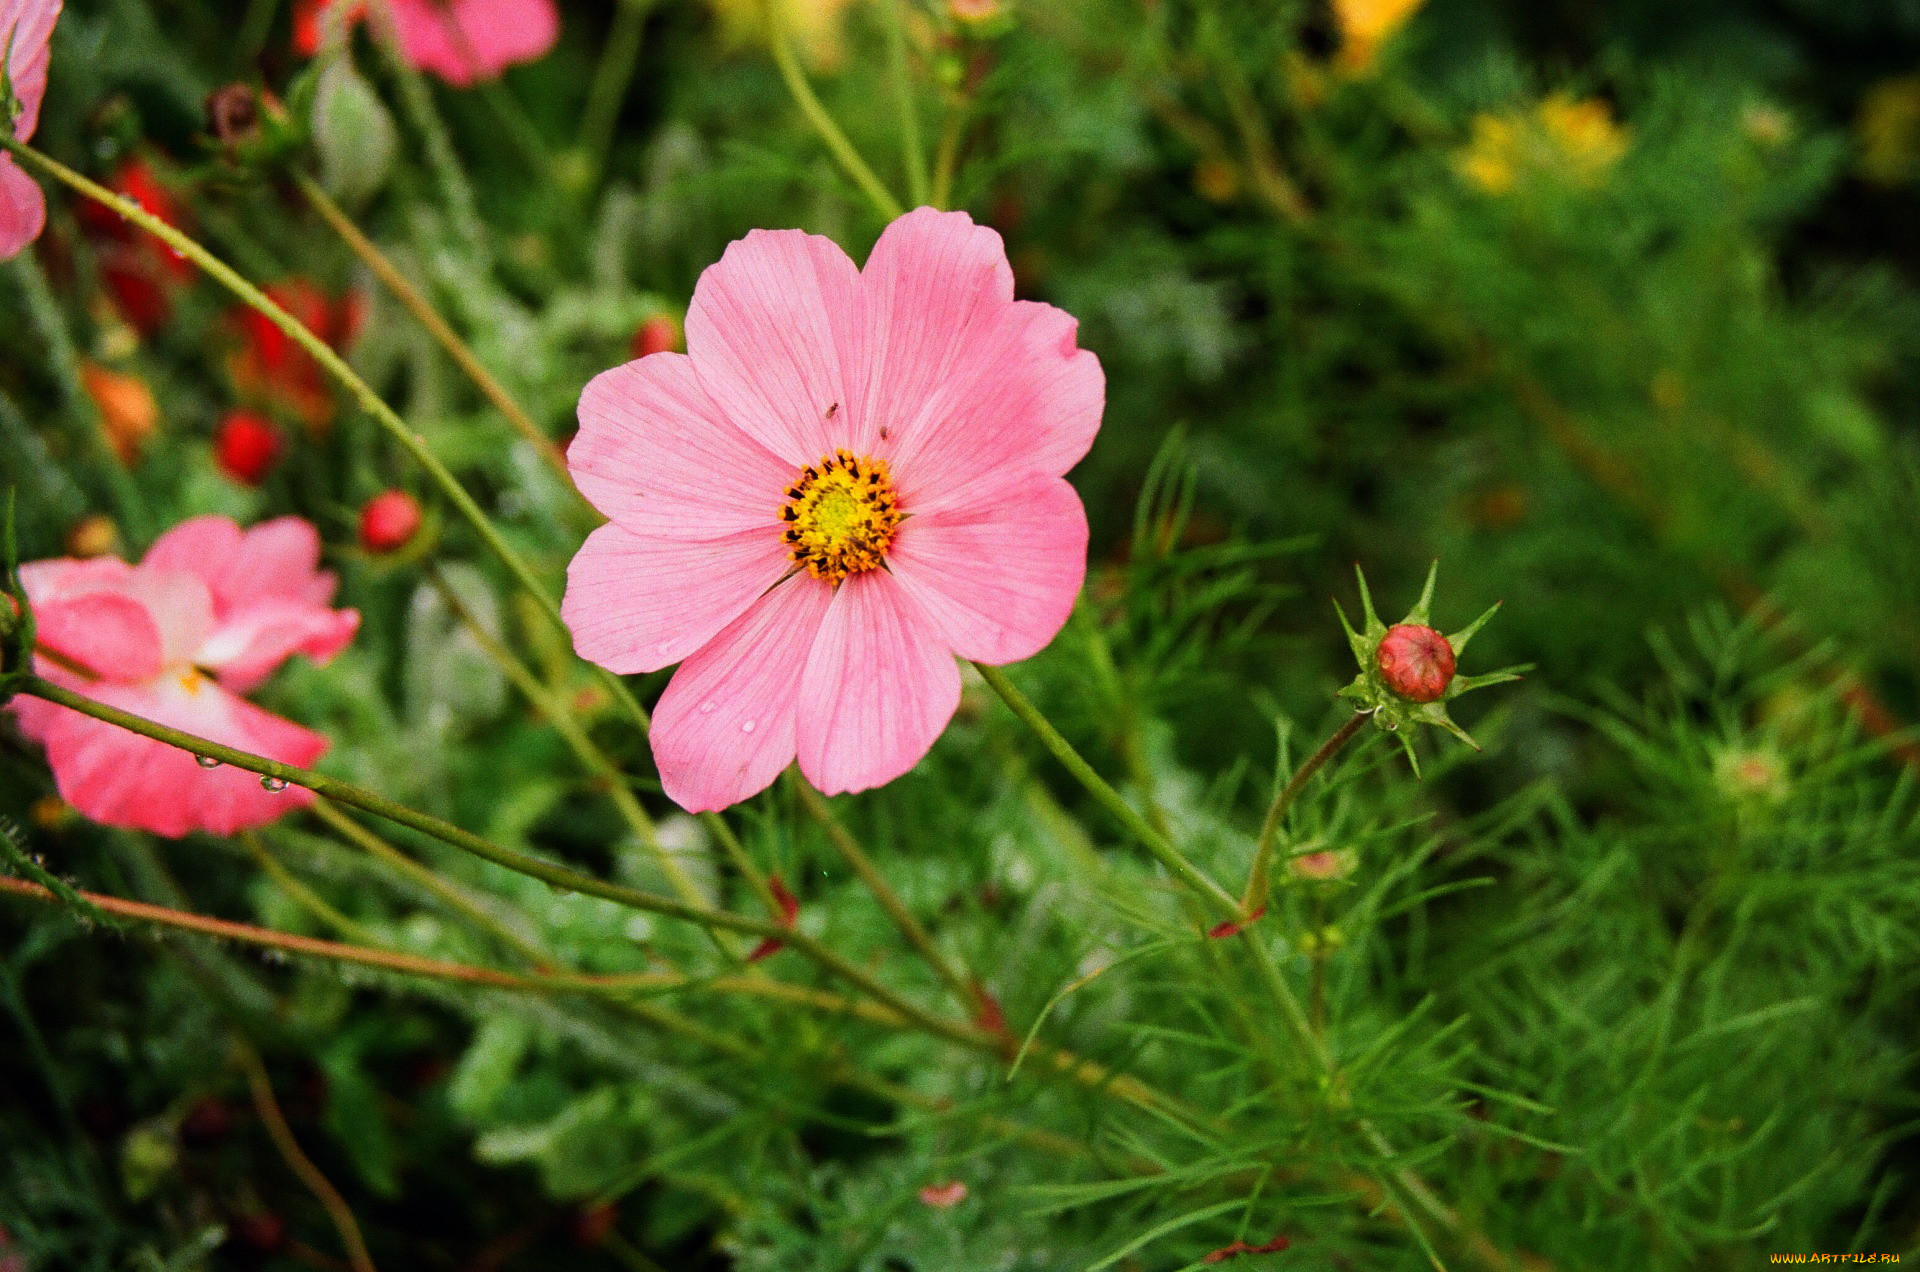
[177,668,206,695]
[781,451,902,585]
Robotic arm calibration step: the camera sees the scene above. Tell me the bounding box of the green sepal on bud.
[1334,562,1527,775]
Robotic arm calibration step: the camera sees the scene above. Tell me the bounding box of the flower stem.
[765,2,906,220]
[884,0,929,206]
[1243,711,1368,911]
[792,778,983,1017]
[15,675,976,1046]
[367,0,488,256]
[972,662,1240,919]
[243,830,386,948]
[578,0,654,189]
[235,1038,380,1272]
[420,563,722,929]
[309,797,555,971]
[295,172,570,482]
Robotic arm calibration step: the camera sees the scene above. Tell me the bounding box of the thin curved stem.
[1243,711,1368,911]
[295,172,569,482]
[793,778,984,1018]
[15,675,971,1048]
[244,831,385,948]
[310,797,555,971]
[765,2,905,220]
[579,0,653,188]
[235,1039,379,1272]
[884,0,929,206]
[972,662,1240,919]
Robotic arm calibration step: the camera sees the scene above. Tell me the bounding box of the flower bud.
[205,84,262,149]
[919,1180,969,1208]
[359,490,423,554]
[214,409,283,486]
[630,313,682,360]
[1375,623,1455,703]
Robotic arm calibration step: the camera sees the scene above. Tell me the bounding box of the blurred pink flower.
[564,208,1104,811]
[295,0,559,88]
[10,516,360,836]
[0,0,61,260]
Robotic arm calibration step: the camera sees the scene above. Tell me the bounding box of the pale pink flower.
[0,0,62,260]
[295,0,560,88]
[564,208,1103,812]
[10,516,360,836]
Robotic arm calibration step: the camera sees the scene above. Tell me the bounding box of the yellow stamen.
[781,450,902,585]
[177,668,205,695]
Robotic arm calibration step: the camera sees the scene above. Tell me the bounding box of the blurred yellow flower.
[1856,74,1920,186]
[1333,0,1425,75]
[708,0,863,68]
[1457,93,1628,194]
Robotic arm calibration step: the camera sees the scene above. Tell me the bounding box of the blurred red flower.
[229,279,364,432]
[77,159,196,336]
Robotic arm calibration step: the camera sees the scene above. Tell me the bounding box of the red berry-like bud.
[213,409,282,485]
[572,1202,619,1247]
[359,490,422,554]
[1375,623,1455,703]
[179,1096,233,1146]
[630,314,681,360]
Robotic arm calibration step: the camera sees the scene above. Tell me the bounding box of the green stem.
[884,0,929,206]
[930,105,963,211]
[367,0,488,256]
[16,675,974,1048]
[244,831,386,947]
[295,171,569,481]
[1243,711,1367,911]
[972,662,1240,918]
[3,142,569,648]
[765,2,905,220]
[578,0,653,188]
[793,778,981,1016]
[310,797,554,971]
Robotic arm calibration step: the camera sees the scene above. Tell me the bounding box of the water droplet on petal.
[740,719,756,734]
[699,701,718,715]
[260,776,289,792]
[195,754,222,769]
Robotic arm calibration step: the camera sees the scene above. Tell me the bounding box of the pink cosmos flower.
[0,0,61,260]
[294,0,560,88]
[10,516,360,836]
[564,208,1103,812]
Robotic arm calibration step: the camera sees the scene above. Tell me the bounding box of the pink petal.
[570,353,794,541]
[20,555,215,672]
[886,472,1088,664]
[851,207,1013,456]
[563,522,792,674]
[141,515,354,683]
[0,158,46,261]
[144,515,334,614]
[881,296,1105,513]
[852,210,1103,509]
[12,667,328,837]
[388,0,557,85]
[2,0,59,137]
[685,228,865,468]
[649,577,833,812]
[30,590,164,684]
[194,599,361,694]
[795,571,960,798]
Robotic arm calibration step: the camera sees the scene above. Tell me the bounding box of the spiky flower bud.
[1336,563,1527,773]
[205,84,261,149]
[1376,623,1455,702]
